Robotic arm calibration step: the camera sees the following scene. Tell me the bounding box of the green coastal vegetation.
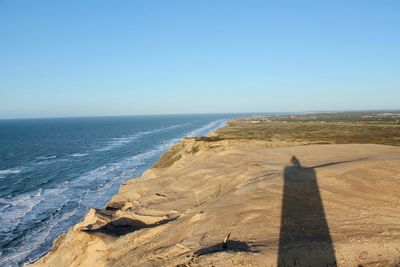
[204,111,400,146]
[154,111,400,169]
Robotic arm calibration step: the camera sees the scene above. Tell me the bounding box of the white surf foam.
[0,187,67,235]
[0,119,228,266]
[70,153,89,157]
[0,168,22,178]
[0,157,70,180]
[186,119,227,137]
[35,155,58,161]
[95,123,187,152]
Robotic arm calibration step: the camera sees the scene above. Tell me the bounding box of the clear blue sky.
[0,0,399,118]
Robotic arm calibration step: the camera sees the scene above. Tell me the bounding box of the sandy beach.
[30,114,400,267]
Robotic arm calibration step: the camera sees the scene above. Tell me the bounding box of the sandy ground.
[30,139,400,267]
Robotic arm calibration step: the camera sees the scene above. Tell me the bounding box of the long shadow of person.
[278,156,336,266]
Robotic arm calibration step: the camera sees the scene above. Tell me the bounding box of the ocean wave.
[95,123,187,152]
[34,158,70,167]
[0,168,23,178]
[186,119,227,137]
[0,119,227,266]
[0,141,179,266]
[0,155,67,180]
[70,153,89,157]
[96,136,140,152]
[0,156,68,180]
[35,155,58,161]
[0,157,70,180]
[0,186,74,266]
[0,190,77,266]
[0,191,44,234]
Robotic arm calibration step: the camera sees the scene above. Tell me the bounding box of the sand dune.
[30,137,400,267]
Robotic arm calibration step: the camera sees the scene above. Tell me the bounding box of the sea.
[0,114,234,266]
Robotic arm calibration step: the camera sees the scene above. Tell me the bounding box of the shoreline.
[29,114,400,266]
[23,119,229,267]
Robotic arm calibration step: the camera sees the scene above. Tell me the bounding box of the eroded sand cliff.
[30,137,400,266]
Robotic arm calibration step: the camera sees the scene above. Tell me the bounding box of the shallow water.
[0,114,233,266]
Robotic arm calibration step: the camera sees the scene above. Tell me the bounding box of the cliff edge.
[30,138,400,266]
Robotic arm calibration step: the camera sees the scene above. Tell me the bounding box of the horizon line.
[0,108,399,121]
